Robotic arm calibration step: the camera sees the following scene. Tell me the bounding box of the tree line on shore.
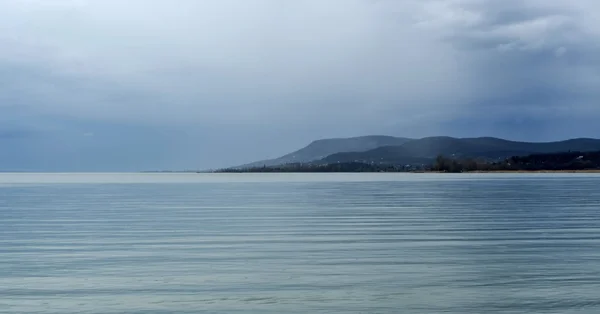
[218,150,600,173]
[432,151,600,172]
[217,162,413,173]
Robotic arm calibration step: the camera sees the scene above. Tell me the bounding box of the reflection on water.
[1,173,600,313]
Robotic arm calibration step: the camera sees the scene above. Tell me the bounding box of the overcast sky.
[1,0,599,171]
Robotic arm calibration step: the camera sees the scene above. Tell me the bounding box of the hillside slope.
[237,135,412,168]
[321,137,600,165]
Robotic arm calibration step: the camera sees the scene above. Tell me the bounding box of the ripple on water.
[1,173,600,313]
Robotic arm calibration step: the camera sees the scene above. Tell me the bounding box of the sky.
[1,0,599,171]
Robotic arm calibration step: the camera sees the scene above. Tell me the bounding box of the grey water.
[1,173,600,313]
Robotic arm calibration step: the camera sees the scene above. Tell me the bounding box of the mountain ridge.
[236,136,600,169]
[321,136,600,165]
[236,135,412,168]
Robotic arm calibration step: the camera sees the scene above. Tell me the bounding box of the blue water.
[1,173,600,313]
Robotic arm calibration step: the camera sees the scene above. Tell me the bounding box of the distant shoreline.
[410,170,600,174]
[459,170,600,173]
[210,170,600,174]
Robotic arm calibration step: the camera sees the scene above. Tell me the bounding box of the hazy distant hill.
[236,135,412,168]
[321,137,600,165]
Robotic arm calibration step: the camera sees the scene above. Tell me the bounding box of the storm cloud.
[1,0,599,170]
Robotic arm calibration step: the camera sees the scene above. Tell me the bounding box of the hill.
[320,137,600,165]
[236,135,412,168]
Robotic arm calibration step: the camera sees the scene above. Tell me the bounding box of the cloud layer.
[1,0,599,170]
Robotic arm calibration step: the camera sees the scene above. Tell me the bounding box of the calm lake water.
[1,173,600,313]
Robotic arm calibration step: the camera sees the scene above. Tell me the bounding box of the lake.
[1,173,600,313]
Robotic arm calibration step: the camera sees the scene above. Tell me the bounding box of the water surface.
[1,173,600,313]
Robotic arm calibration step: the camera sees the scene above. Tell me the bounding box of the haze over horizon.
[2,0,600,171]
